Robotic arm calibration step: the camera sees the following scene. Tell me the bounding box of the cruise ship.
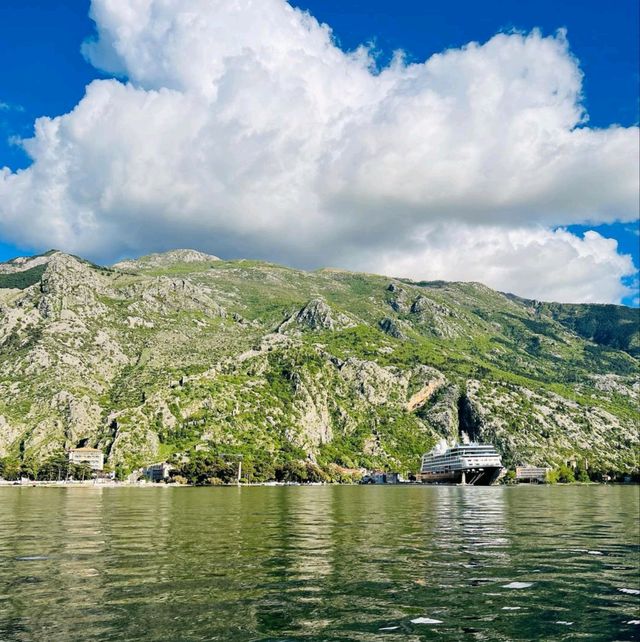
[420,441,504,485]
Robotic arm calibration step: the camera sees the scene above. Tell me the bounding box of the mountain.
[504,294,640,358]
[0,250,638,480]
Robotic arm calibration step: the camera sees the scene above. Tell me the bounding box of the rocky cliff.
[0,250,637,477]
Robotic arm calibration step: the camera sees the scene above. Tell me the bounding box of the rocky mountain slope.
[0,250,638,479]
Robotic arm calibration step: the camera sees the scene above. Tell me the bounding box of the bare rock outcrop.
[339,358,405,405]
[379,317,406,339]
[124,277,225,316]
[0,253,52,274]
[0,415,22,457]
[51,391,104,448]
[38,253,111,320]
[279,298,351,332]
[420,384,460,442]
[406,377,446,412]
[409,295,461,338]
[387,282,410,313]
[113,249,220,271]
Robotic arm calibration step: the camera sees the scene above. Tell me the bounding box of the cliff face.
[0,250,638,475]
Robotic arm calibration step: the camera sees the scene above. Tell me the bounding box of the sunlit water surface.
[0,485,638,641]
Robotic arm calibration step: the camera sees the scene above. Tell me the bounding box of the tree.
[305,462,329,483]
[37,452,70,481]
[114,464,129,481]
[575,463,590,483]
[275,460,308,483]
[170,453,240,485]
[71,463,93,481]
[557,464,575,483]
[504,470,517,485]
[545,469,559,484]
[20,458,39,480]
[251,460,276,483]
[526,336,542,355]
[0,456,21,480]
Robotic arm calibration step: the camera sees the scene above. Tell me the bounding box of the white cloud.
[0,0,637,303]
[369,226,636,304]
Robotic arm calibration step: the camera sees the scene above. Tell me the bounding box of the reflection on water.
[0,485,638,641]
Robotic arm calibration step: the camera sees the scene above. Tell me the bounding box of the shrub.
[557,464,576,483]
[0,457,21,480]
[545,469,559,484]
[575,464,590,483]
[546,464,576,484]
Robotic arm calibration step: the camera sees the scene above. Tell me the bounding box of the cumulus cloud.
[0,0,637,303]
[369,226,636,304]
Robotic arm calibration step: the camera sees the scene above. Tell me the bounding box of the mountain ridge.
[0,249,637,481]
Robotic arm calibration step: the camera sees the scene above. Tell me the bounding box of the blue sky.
[0,0,638,304]
[294,0,640,303]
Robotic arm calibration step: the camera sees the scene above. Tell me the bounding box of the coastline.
[0,480,628,488]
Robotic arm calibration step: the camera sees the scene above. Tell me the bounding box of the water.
[0,485,638,641]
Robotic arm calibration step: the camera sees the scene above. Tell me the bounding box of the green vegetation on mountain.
[505,294,640,357]
[0,250,637,481]
[0,264,47,290]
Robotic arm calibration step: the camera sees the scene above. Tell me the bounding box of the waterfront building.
[361,471,402,484]
[143,462,173,482]
[68,447,104,471]
[515,466,550,483]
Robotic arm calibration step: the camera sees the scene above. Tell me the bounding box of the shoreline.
[0,480,634,488]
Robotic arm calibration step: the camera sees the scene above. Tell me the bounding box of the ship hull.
[420,466,503,486]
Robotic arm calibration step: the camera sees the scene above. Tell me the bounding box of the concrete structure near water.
[68,447,104,471]
[143,462,173,482]
[361,471,402,484]
[515,466,549,483]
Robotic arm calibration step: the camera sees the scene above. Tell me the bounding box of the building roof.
[69,447,103,453]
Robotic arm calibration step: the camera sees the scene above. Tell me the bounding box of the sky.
[0,0,638,305]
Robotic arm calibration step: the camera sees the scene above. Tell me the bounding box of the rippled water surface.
[0,485,638,641]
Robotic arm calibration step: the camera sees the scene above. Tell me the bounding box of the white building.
[515,466,549,483]
[68,447,104,471]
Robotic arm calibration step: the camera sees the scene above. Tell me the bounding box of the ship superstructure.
[420,441,503,485]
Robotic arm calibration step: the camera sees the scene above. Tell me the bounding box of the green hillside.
[0,250,637,481]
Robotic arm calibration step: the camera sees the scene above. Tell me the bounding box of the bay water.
[0,485,638,641]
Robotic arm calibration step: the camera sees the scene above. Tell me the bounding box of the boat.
[420,440,504,485]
